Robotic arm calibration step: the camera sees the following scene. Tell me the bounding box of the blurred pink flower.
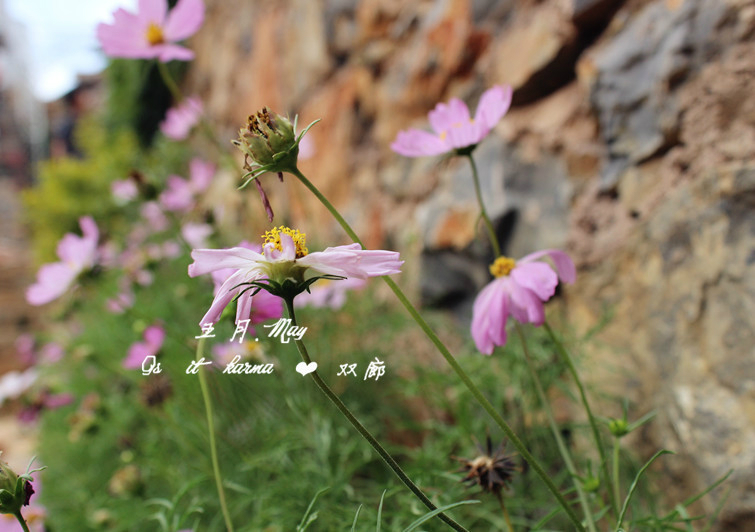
[18,391,75,424]
[123,325,166,369]
[160,96,203,140]
[140,201,169,231]
[111,179,138,202]
[471,250,575,355]
[106,290,135,314]
[295,277,366,309]
[391,85,513,157]
[96,0,205,62]
[26,217,99,305]
[188,227,401,326]
[160,158,215,212]
[0,369,38,406]
[181,222,213,248]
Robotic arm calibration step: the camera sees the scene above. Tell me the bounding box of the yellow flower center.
[490,256,516,278]
[146,23,165,45]
[262,226,308,258]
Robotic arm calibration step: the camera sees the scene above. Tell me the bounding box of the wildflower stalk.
[155,61,238,169]
[543,321,617,518]
[288,166,585,531]
[465,154,501,258]
[498,496,514,532]
[13,513,30,532]
[282,298,468,532]
[194,337,235,532]
[612,438,621,511]
[515,324,597,532]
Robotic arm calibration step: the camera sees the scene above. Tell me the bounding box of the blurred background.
[1,0,753,530]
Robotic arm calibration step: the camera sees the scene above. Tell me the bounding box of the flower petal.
[154,43,195,62]
[299,245,402,279]
[507,281,545,325]
[390,128,449,157]
[26,263,78,306]
[510,261,558,301]
[518,249,576,284]
[138,0,168,26]
[162,0,205,41]
[143,325,166,348]
[428,98,471,135]
[471,278,509,355]
[474,85,513,130]
[188,247,264,277]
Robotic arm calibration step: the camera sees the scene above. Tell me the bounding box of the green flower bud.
[608,418,630,438]
[233,107,298,171]
[581,474,600,493]
[0,457,35,516]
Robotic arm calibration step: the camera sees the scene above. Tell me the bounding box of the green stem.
[289,166,585,531]
[283,299,467,532]
[13,512,30,532]
[515,325,597,532]
[155,59,237,170]
[195,337,235,532]
[156,60,183,103]
[543,321,617,519]
[466,154,501,258]
[612,438,621,511]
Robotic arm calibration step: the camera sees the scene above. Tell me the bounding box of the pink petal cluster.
[123,325,166,369]
[471,250,576,355]
[96,0,205,62]
[111,179,138,202]
[160,158,215,212]
[391,85,513,157]
[160,96,203,140]
[188,234,402,327]
[27,217,99,306]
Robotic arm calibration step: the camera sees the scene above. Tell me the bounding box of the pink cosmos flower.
[188,227,402,326]
[295,277,366,309]
[160,158,215,212]
[181,222,213,248]
[27,217,99,306]
[471,250,576,355]
[391,85,513,157]
[160,96,203,140]
[111,179,138,202]
[123,325,166,369]
[96,0,205,62]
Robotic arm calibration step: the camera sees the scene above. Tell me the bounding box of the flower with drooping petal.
[391,85,513,157]
[188,226,402,326]
[26,217,99,306]
[471,250,576,355]
[160,96,203,140]
[160,158,215,212]
[123,325,166,369]
[96,0,205,62]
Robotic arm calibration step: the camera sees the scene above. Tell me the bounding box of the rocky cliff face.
[186,0,755,528]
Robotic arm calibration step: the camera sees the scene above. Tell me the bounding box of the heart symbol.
[296,361,318,376]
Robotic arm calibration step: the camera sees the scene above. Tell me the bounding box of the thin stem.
[283,299,467,532]
[466,154,501,258]
[515,324,597,532]
[13,512,30,532]
[289,167,585,531]
[612,438,621,511]
[195,337,235,532]
[543,321,617,518]
[156,60,183,103]
[498,495,514,532]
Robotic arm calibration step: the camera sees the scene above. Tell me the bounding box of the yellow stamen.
[146,23,165,45]
[490,256,516,278]
[262,226,308,258]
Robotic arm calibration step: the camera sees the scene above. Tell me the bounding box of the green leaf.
[401,500,480,532]
[616,449,673,530]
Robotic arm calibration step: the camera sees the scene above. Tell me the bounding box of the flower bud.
[608,418,630,438]
[0,457,34,516]
[233,107,298,170]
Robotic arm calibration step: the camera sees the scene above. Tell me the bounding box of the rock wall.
[186,0,755,527]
